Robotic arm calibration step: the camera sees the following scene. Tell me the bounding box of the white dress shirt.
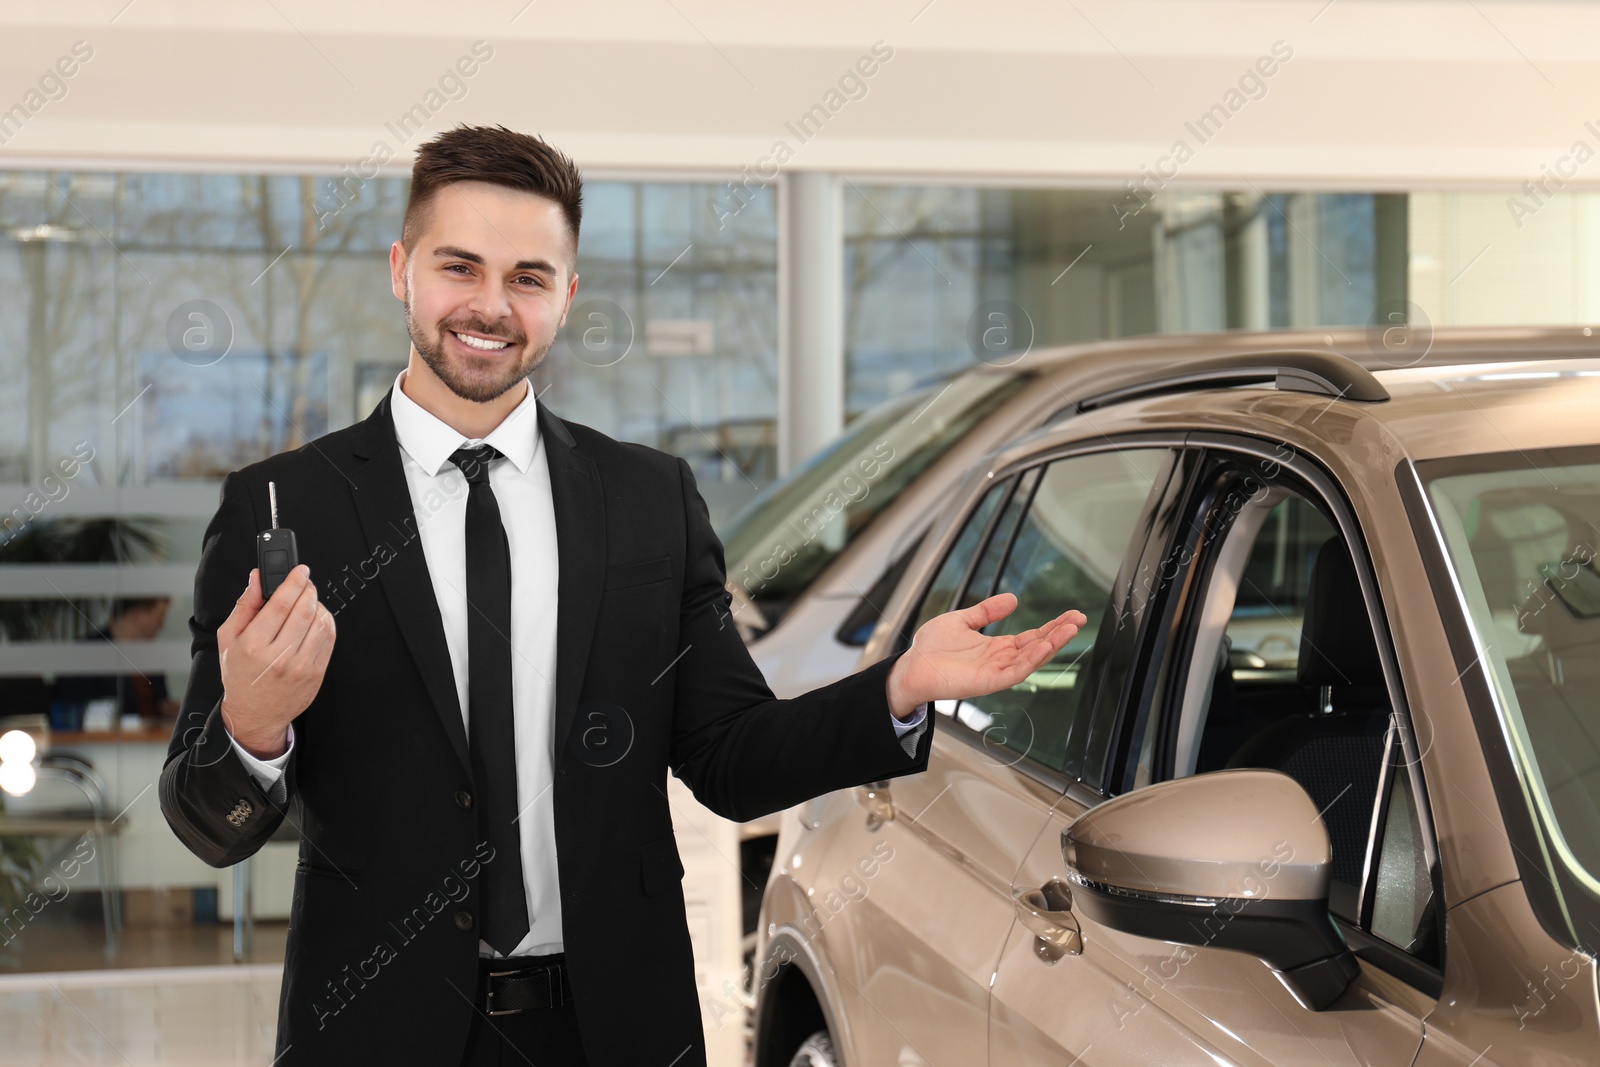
[228,367,927,957]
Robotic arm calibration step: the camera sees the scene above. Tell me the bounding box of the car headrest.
[1297,536,1385,689]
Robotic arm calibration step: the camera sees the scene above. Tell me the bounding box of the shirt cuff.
[890,702,928,737]
[227,721,294,794]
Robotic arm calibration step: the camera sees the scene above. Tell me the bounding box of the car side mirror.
[1060,768,1359,1010]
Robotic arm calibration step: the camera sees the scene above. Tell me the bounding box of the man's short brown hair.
[401,124,584,260]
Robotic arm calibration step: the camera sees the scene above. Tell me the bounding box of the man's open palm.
[895,593,1088,709]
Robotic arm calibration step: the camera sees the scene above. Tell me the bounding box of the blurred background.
[0,2,1597,1063]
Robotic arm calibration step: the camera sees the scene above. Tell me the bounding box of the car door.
[990,441,1437,1066]
[821,441,1184,1067]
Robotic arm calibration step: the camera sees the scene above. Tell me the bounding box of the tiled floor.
[0,911,289,1066]
[0,965,282,1066]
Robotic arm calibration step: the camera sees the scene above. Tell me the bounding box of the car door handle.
[856,782,894,830]
[1012,878,1082,962]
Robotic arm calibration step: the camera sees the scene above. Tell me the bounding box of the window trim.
[1115,459,1251,792]
[1086,446,1204,793]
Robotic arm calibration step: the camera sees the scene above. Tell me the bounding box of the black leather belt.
[476,953,573,1015]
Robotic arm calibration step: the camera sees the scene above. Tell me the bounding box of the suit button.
[454,910,472,931]
[455,791,472,809]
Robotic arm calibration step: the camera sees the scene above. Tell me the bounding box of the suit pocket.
[639,832,685,896]
[296,857,362,882]
[604,554,672,591]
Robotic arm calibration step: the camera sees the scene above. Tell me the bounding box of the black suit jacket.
[158,390,933,1066]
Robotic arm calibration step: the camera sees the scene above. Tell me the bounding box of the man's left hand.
[886,593,1088,720]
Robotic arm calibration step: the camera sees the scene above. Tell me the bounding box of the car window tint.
[1425,457,1600,895]
[1370,758,1440,966]
[910,477,1010,636]
[1227,495,1339,673]
[935,449,1167,774]
[957,466,1041,610]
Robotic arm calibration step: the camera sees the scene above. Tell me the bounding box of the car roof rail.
[1072,349,1391,414]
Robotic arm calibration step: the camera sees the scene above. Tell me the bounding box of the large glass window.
[842,186,1408,412]
[0,169,776,648]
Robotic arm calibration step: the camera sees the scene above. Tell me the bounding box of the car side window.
[957,466,1041,611]
[1367,748,1440,964]
[934,449,1169,775]
[909,476,1011,636]
[1148,455,1440,977]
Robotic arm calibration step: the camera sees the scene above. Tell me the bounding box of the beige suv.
[752,330,1600,1066]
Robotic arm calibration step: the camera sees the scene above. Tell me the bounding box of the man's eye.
[446,264,470,274]
[516,275,542,287]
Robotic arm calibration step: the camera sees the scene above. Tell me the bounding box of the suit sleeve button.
[454,911,473,931]
[455,791,472,809]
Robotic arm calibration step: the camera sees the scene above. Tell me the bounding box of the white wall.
[0,1,1596,186]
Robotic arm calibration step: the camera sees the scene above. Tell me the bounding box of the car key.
[257,480,300,602]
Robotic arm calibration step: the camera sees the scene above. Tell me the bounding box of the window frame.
[904,473,1019,636]
[896,433,1190,796]
[1124,432,1446,995]
[956,464,1042,612]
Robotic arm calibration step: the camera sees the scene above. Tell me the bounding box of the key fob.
[257,528,299,602]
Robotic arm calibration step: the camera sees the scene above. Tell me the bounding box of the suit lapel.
[348,392,471,776]
[345,390,606,777]
[538,399,606,761]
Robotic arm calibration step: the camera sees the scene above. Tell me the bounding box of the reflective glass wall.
[842,186,1410,413]
[0,168,776,745]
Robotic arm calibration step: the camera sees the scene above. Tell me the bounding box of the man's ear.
[559,271,579,330]
[389,241,408,302]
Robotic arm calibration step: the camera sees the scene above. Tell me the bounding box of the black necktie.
[448,444,529,955]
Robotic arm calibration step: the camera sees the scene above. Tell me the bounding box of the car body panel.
[991,790,1430,1067]
[753,331,1600,1067]
[766,727,1068,1067]
[1414,882,1600,1067]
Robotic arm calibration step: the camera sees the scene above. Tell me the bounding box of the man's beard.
[404,290,553,404]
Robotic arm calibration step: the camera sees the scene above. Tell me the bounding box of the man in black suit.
[159,124,1086,1067]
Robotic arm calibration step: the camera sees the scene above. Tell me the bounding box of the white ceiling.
[0,0,1595,186]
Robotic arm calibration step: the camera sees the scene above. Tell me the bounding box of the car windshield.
[719,370,1032,630]
[1422,449,1600,897]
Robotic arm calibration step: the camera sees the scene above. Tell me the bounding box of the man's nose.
[466,278,513,323]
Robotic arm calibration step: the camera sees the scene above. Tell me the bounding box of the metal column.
[778,171,845,477]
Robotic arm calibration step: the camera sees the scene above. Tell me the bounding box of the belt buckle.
[484,968,527,1017]
[484,964,560,1015]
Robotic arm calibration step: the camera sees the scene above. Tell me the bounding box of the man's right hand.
[218,563,337,759]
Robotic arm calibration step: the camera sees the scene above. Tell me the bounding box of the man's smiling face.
[390,179,579,404]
